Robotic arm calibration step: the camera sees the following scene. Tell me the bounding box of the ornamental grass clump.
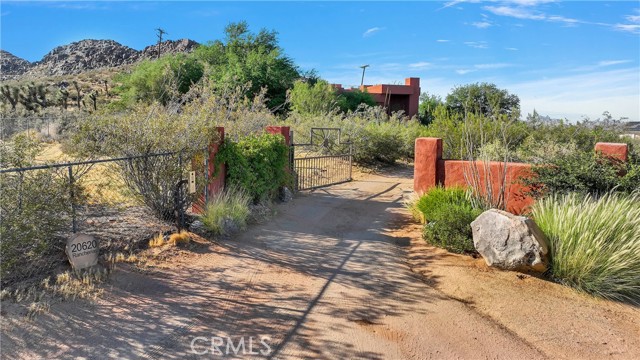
[200,187,252,235]
[531,191,640,304]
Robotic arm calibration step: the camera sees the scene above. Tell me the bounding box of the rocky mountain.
[0,38,200,80]
[140,39,200,59]
[0,50,33,78]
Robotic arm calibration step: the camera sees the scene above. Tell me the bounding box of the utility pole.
[155,28,168,59]
[359,64,369,87]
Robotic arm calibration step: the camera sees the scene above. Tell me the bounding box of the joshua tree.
[59,88,69,110]
[88,91,98,112]
[73,81,82,109]
[103,79,109,97]
[0,85,19,111]
[17,83,47,113]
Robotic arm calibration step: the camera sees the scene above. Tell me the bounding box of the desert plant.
[410,187,482,254]
[0,133,76,284]
[531,192,640,304]
[168,230,191,246]
[216,133,290,201]
[199,187,252,235]
[524,152,640,198]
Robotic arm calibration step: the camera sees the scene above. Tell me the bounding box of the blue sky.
[1,1,639,121]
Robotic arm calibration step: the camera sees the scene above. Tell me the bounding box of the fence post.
[68,165,77,233]
[414,137,442,195]
[193,127,225,214]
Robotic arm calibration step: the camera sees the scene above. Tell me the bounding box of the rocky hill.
[140,39,200,59]
[0,38,200,80]
[0,50,33,77]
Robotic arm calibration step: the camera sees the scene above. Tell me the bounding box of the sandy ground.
[2,166,639,359]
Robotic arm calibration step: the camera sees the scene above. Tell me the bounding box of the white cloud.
[409,62,432,69]
[505,0,556,6]
[547,15,580,26]
[508,68,640,122]
[474,63,513,69]
[626,14,640,23]
[464,41,489,49]
[363,27,384,37]
[614,24,640,34]
[436,39,450,43]
[598,60,632,67]
[506,47,519,51]
[484,5,545,20]
[471,21,492,29]
[456,69,475,75]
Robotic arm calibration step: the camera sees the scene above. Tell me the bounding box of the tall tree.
[193,21,300,111]
[446,82,520,118]
[418,92,444,125]
[289,80,338,115]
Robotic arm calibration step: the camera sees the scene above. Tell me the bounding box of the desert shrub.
[286,105,428,166]
[351,122,405,165]
[524,152,640,198]
[69,94,225,219]
[289,79,339,116]
[216,133,290,202]
[531,192,640,304]
[411,187,482,254]
[0,133,75,283]
[425,107,528,160]
[336,89,376,113]
[200,187,252,235]
[115,53,204,106]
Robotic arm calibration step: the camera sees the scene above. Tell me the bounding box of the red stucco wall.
[414,137,630,215]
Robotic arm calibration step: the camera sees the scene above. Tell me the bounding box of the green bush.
[216,133,290,202]
[200,187,251,235]
[410,187,482,254]
[531,192,640,304]
[524,152,640,198]
[286,105,428,166]
[0,133,74,283]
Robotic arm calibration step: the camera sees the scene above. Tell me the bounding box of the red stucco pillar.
[265,126,291,146]
[595,142,628,162]
[414,137,442,194]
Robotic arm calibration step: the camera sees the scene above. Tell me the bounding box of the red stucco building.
[334,77,421,118]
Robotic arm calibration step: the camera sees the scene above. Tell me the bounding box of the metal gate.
[290,128,353,190]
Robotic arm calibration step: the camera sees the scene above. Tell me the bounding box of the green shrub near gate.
[408,187,482,254]
[216,133,291,202]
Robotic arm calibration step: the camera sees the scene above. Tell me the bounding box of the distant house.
[333,77,421,118]
[622,121,640,140]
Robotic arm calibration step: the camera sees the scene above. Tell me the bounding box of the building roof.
[624,121,640,132]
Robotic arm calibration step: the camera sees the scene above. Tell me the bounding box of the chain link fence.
[0,151,207,287]
[0,114,81,141]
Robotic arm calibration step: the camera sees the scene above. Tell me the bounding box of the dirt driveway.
[2,166,639,359]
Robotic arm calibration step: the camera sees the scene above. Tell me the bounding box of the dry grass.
[168,230,191,246]
[148,233,165,248]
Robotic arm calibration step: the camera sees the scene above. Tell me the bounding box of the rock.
[1,38,199,80]
[0,50,33,80]
[471,209,549,272]
[280,186,293,203]
[139,39,199,59]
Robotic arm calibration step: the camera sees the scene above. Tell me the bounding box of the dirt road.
[2,167,638,359]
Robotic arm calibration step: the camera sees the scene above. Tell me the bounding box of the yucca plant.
[200,187,252,235]
[531,191,640,304]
